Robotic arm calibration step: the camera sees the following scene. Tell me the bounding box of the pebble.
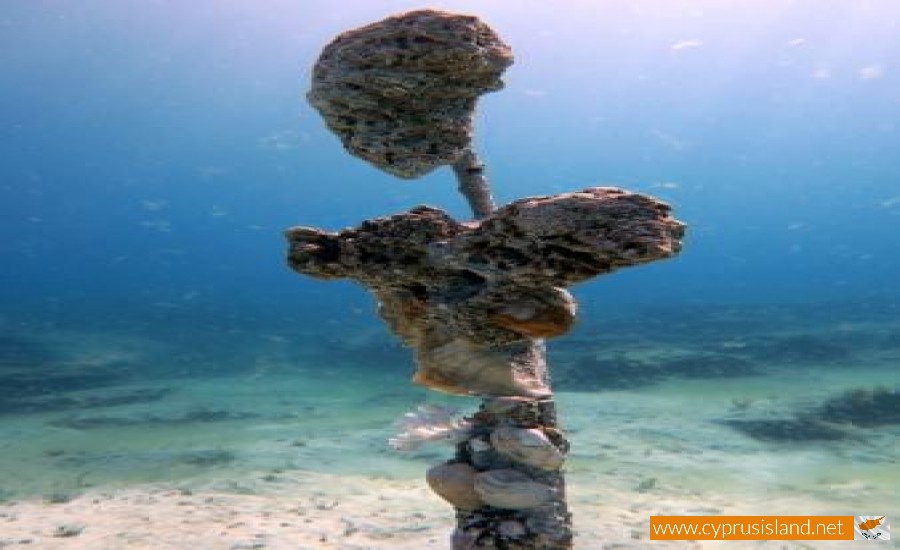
[51,523,84,537]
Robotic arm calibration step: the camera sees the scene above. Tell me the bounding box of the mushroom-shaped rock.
[307,9,513,178]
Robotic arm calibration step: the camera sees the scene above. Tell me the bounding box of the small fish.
[671,39,703,51]
[858,516,885,531]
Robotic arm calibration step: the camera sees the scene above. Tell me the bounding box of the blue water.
[0,2,898,545]
[2,0,898,321]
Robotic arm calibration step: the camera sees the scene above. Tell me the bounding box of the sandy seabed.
[1,467,889,550]
[2,312,897,550]
[1,375,896,550]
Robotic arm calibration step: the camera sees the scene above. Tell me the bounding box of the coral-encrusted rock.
[438,187,685,285]
[286,187,684,397]
[284,206,464,284]
[307,10,513,178]
[486,287,577,340]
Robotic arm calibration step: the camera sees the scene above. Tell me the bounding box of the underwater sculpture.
[289,10,684,549]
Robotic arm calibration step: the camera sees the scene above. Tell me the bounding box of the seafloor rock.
[307,9,513,178]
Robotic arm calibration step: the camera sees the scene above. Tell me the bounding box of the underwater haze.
[1,1,898,548]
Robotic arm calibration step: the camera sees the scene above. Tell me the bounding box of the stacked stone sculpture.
[290,10,684,549]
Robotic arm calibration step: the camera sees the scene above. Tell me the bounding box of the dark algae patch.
[721,386,900,443]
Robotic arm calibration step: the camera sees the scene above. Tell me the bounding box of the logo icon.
[855,516,889,541]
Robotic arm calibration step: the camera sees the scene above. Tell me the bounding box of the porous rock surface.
[307,9,513,178]
[287,186,683,549]
[286,186,684,396]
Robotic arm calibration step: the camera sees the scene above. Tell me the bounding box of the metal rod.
[452,148,495,219]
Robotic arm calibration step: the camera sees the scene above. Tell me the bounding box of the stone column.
[286,189,683,549]
[295,10,685,549]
